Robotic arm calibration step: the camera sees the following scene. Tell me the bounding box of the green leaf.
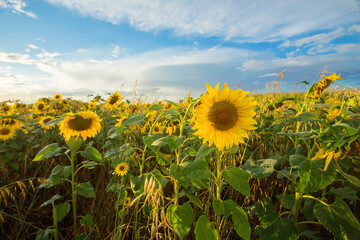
[35,229,55,240]
[122,114,144,126]
[276,194,295,209]
[195,215,218,240]
[49,165,72,185]
[328,187,358,201]
[195,144,216,161]
[82,161,97,169]
[163,109,181,121]
[33,143,61,161]
[167,203,193,239]
[149,104,162,111]
[289,112,320,122]
[241,159,277,178]
[66,137,83,153]
[183,160,211,179]
[143,135,160,153]
[252,199,298,240]
[212,199,225,217]
[222,167,250,197]
[314,198,360,239]
[76,182,96,198]
[56,203,70,222]
[223,199,237,218]
[232,206,251,240]
[170,164,188,187]
[44,117,63,126]
[40,194,63,208]
[81,146,103,165]
[80,213,94,227]
[336,165,360,188]
[152,135,186,152]
[289,154,336,193]
[186,194,203,210]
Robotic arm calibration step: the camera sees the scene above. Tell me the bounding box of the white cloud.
[0,0,37,18]
[44,0,360,41]
[258,73,277,78]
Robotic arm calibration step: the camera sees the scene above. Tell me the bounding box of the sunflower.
[1,103,14,115]
[152,122,163,134]
[87,102,96,110]
[58,111,102,141]
[191,83,257,150]
[39,116,55,130]
[115,162,129,176]
[54,94,62,100]
[105,91,123,110]
[0,125,16,141]
[123,197,131,207]
[163,102,173,110]
[34,101,48,114]
[0,117,23,129]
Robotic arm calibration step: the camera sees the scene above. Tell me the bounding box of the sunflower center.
[67,116,92,131]
[154,126,160,132]
[208,101,238,131]
[109,95,119,105]
[38,103,44,110]
[4,105,10,111]
[119,165,125,171]
[0,128,10,135]
[43,118,52,124]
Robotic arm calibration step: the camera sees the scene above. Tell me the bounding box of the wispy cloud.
[0,0,37,18]
[44,0,360,41]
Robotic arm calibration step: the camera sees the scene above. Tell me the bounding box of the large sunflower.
[105,91,123,110]
[191,83,257,150]
[0,117,23,129]
[58,111,102,141]
[0,125,16,141]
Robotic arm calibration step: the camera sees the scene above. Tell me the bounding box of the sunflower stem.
[216,151,223,239]
[70,149,77,239]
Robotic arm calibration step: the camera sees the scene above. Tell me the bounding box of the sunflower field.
[0,73,359,240]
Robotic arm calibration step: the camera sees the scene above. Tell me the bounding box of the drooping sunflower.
[58,111,102,141]
[105,91,123,110]
[0,117,23,129]
[54,94,62,100]
[191,83,257,150]
[114,162,129,176]
[1,103,14,115]
[0,125,16,141]
[39,116,55,130]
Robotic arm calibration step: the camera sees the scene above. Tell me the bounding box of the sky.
[0,0,359,102]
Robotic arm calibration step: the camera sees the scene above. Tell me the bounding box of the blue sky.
[0,0,359,102]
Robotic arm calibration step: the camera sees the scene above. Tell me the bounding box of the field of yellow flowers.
[0,73,359,240]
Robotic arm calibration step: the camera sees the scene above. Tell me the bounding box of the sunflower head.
[39,116,55,130]
[58,111,102,141]
[191,83,257,150]
[87,102,96,110]
[34,101,48,114]
[152,122,163,134]
[0,124,16,141]
[115,162,129,176]
[105,91,123,110]
[1,103,14,115]
[0,117,23,129]
[54,94,62,100]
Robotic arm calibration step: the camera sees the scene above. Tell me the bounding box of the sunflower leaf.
[76,182,95,198]
[121,115,144,126]
[195,215,218,240]
[81,146,103,165]
[33,143,61,161]
[222,167,250,197]
[167,203,193,239]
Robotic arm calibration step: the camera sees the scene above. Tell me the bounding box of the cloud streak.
[44,0,360,41]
